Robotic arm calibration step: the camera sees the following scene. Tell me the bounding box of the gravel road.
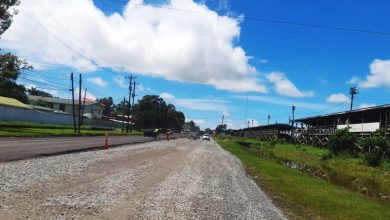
[0,139,286,219]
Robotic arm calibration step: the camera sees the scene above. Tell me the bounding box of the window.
[59,104,65,112]
[98,109,101,114]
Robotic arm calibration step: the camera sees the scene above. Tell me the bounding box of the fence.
[0,105,78,125]
[0,105,124,130]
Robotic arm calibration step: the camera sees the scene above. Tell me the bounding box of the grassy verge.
[217,138,390,220]
[0,121,142,137]
[236,138,390,199]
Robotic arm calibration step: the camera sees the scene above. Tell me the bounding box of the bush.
[364,153,383,167]
[358,136,389,156]
[358,136,390,167]
[327,128,357,155]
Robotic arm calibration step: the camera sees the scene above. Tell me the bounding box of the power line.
[105,0,390,36]
[24,12,126,77]
[30,0,126,75]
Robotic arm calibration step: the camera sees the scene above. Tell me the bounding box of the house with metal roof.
[28,95,104,119]
[293,104,390,146]
[235,123,293,141]
[0,96,31,109]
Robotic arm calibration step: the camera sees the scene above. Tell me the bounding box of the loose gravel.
[0,139,286,219]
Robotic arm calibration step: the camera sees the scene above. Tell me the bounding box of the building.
[294,104,390,146]
[28,95,104,119]
[0,96,76,125]
[0,96,31,109]
[235,123,293,141]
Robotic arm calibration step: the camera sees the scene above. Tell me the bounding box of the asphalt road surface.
[0,139,286,219]
[0,135,155,162]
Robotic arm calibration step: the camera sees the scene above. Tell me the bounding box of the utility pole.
[268,115,271,125]
[221,115,224,125]
[252,119,254,127]
[131,81,136,132]
[122,97,126,133]
[81,88,87,125]
[70,73,76,133]
[78,74,82,133]
[244,96,248,129]
[292,106,296,127]
[348,87,358,127]
[349,87,358,111]
[125,75,133,133]
[247,120,250,128]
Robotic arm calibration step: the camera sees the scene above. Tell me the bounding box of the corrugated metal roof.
[296,104,390,122]
[0,96,31,109]
[28,95,100,106]
[237,123,293,131]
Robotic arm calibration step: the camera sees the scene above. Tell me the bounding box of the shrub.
[327,128,357,155]
[358,136,389,155]
[364,153,383,167]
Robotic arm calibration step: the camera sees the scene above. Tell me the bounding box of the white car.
[202,134,211,141]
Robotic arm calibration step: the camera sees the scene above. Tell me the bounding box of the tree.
[0,0,20,36]
[97,97,114,116]
[184,120,200,132]
[0,52,32,103]
[132,95,185,131]
[215,124,227,134]
[27,87,53,97]
[0,1,31,103]
[30,98,48,107]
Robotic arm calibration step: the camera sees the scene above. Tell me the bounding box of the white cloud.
[75,88,96,101]
[326,93,350,103]
[259,59,268,63]
[359,59,390,88]
[160,92,228,111]
[358,103,376,109]
[266,72,314,97]
[222,110,231,116]
[247,118,260,127]
[347,76,360,85]
[113,76,127,89]
[137,83,153,94]
[160,92,175,100]
[87,77,108,87]
[193,119,206,125]
[1,0,266,93]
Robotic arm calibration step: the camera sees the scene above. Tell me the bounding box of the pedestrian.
[154,128,160,140]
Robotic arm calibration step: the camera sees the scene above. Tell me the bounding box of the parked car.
[144,129,155,137]
[188,133,197,140]
[202,134,211,141]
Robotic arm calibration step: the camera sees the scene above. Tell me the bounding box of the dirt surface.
[0,139,286,219]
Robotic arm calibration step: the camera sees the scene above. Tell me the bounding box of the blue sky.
[1,0,390,129]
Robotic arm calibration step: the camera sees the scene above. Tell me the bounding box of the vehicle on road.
[143,129,156,137]
[202,134,211,141]
[188,133,198,140]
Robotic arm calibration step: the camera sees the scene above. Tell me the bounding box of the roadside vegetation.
[217,136,390,220]
[0,121,142,137]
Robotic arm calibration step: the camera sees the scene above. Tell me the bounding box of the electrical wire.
[105,0,390,36]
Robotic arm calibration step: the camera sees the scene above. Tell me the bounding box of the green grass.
[237,138,390,200]
[0,121,142,137]
[218,138,390,220]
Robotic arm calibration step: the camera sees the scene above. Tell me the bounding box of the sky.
[1,0,390,129]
